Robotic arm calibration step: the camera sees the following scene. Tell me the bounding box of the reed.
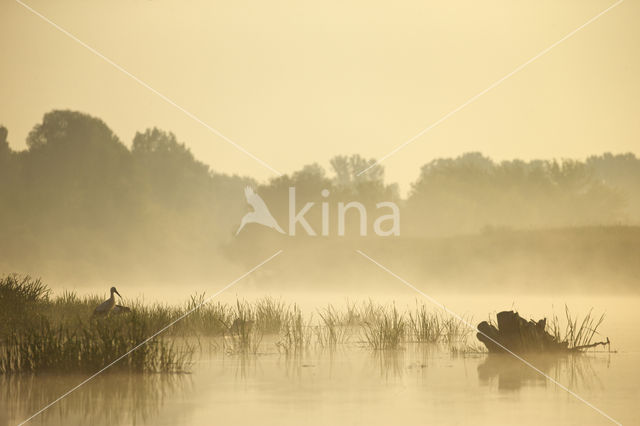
[222,300,263,354]
[551,306,607,350]
[181,293,231,336]
[277,304,312,354]
[255,297,288,334]
[361,305,406,350]
[408,304,442,343]
[316,305,349,347]
[1,275,611,368]
[0,314,192,374]
[0,274,50,304]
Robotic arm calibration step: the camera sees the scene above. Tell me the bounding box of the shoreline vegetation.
[1,275,608,374]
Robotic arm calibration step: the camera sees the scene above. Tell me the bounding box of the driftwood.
[571,337,610,351]
[476,311,609,354]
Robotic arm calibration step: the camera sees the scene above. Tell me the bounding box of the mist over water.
[1,68,639,425]
[3,293,638,426]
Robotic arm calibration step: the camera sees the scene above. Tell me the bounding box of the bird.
[92,286,122,317]
[112,304,132,315]
[236,187,285,235]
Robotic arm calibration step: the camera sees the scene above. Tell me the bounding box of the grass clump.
[1,274,612,367]
[551,306,608,350]
[361,305,406,350]
[277,305,312,354]
[316,305,350,348]
[255,297,287,334]
[0,275,192,374]
[408,305,442,343]
[0,314,192,374]
[222,300,263,354]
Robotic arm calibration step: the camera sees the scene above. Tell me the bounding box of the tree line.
[1,110,638,277]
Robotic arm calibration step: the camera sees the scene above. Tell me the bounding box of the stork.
[112,304,132,315]
[92,286,122,317]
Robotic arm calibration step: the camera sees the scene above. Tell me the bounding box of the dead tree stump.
[477,311,568,353]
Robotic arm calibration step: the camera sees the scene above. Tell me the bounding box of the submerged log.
[477,311,568,353]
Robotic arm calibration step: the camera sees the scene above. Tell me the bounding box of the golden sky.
[1,0,638,192]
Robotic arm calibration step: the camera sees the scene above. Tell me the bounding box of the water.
[3,294,639,425]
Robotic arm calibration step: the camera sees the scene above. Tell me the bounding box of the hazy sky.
[1,0,638,192]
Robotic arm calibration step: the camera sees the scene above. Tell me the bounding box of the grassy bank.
[0,275,192,374]
[1,275,607,374]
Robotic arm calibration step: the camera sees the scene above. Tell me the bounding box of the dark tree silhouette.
[0,110,637,282]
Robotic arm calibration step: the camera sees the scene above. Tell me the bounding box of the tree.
[132,128,211,207]
[406,152,625,236]
[329,154,398,202]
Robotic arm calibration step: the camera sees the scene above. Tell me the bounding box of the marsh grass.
[551,306,607,350]
[362,302,472,350]
[316,305,350,347]
[277,305,312,354]
[0,274,50,303]
[361,305,406,350]
[0,314,193,374]
[439,314,472,344]
[222,300,263,354]
[408,305,442,343]
[1,275,610,372]
[255,297,287,334]
[0,275,50,337]
[0,276,194,374]
[181,294,231,336]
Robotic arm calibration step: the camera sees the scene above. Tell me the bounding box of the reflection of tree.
[0,373,192,426]
[477,353,602,392]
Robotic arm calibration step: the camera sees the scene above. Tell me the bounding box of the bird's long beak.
[115,289,122,298]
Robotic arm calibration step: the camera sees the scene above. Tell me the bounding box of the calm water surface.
[3,294,639,425]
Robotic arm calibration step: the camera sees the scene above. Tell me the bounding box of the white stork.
[92,286,122,317]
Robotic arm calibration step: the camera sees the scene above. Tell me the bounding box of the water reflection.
[371,349,406,379]
[1,373,192,426]
[477,353,604,391]
[369,343,447,381]
[229,352,261,380]
[1,346,616,426]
